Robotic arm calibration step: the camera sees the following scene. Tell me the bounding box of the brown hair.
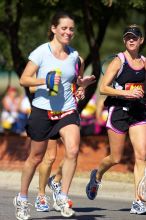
[48,11,75,41]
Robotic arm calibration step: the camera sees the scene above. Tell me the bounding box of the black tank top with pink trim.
[114,56,146,90]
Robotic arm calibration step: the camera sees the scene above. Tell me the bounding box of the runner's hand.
[75,87,85,100]
[123,88,144,99]
[77,75,96,88]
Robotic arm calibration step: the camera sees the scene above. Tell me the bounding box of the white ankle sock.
[18,193,28,202]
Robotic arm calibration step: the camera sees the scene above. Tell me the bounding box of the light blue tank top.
[28,43,79,111]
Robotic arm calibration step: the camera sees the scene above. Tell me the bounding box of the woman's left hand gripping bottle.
[46,68,62,96]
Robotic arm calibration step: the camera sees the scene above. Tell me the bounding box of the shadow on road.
[32,214,106,220]
[110,208,130,212]
[74,207,107,212]
[32,207,107,220]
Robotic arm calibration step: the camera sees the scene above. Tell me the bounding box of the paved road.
[1,189,146,220]
[1,170,146,219]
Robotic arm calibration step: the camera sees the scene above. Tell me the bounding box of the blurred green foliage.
[0,0,146,68]
[0,0,146,108]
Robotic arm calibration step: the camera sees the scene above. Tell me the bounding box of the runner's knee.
[65,145,79,159]
[135,152,146,161]
[43,155,56,165]
[28,155,43,166]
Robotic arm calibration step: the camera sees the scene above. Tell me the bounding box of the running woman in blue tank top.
[86,24,146,215]
[13,11,96,219]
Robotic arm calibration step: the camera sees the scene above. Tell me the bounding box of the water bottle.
[49,68,61,96]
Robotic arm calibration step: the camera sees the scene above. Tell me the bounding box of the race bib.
[125,83,144,91]
[48,110,75,120]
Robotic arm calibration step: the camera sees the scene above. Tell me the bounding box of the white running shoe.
[130,200,146,215]
[53,198,73,212]
[35,195,50,212]
[48,175,61,201]
[55,196,75,217]
[48,175,62,211]
[13,195,32,220]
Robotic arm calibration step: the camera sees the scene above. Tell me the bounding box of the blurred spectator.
[0,87,31,134]
[80,94,108,136]
[14,94,31,135]
[96,94,108,127]
[1,87,20,132]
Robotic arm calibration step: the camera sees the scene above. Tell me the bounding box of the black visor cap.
[123,27,142,38]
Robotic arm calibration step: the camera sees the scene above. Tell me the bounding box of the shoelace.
[19,201,33,215]
[18,200,33,207]
[39,195,50,205]
[137,200,145,208]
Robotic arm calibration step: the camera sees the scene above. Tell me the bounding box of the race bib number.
[125,83,144,91]
[48,110,75,120]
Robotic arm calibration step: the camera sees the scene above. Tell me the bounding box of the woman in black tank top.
[86,24,146,215]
